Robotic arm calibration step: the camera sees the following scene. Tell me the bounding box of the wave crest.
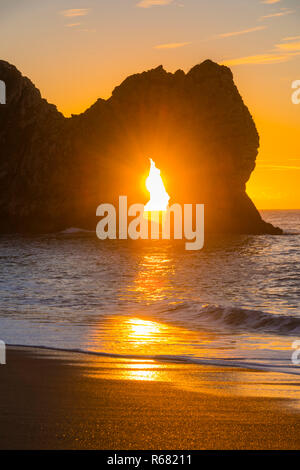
[195,304,300,335]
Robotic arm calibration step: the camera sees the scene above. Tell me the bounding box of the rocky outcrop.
[0,59,282,234]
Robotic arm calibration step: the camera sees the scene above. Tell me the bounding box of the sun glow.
[144,159,170,212]
[87,315,215,383]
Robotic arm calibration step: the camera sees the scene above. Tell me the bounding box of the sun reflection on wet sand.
[79,353,300,408]
[82,356,179,382]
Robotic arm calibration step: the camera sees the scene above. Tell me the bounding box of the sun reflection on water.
[127,249,177,303]
[87,315,215,382]
[126,318,163,345]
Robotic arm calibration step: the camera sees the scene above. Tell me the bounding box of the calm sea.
[0,210,299,375]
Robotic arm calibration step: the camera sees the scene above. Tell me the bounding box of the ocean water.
[0,210,299,375]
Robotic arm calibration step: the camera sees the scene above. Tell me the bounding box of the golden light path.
[87,315,215,382]
[144,158,170,212]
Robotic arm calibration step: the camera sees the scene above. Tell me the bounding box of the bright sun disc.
[144,158,170,212]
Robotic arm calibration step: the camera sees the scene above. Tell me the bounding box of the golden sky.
[1,0,299,208]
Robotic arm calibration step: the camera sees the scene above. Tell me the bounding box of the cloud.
[155,41,191,49]
[217,26,266,38]
[276,41,300,51]
[222,53,291,66]
[283,35,300,41]
[137,0,174,7]
[262,0,281,4]
[222,29,300,67]
[61,8,90,17]
[66,23,81,27]
[259,9,294,20]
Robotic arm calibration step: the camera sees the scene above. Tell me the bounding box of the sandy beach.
[0,346,299,450]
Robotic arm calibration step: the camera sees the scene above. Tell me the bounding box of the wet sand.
[0,346,300,450]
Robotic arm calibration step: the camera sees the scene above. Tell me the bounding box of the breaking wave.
[188,303,300,336]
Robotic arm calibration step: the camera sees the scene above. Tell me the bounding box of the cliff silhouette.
[0,59,282,234]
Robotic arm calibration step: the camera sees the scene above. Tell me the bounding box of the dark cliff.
[0,59,282,234]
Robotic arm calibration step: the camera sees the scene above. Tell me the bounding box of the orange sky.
[0,0,299,208]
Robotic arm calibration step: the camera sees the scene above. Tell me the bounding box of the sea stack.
[0,59,282,234]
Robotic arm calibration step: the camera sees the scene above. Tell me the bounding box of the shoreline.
[4,343,300,377]
[0,346,300,449]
